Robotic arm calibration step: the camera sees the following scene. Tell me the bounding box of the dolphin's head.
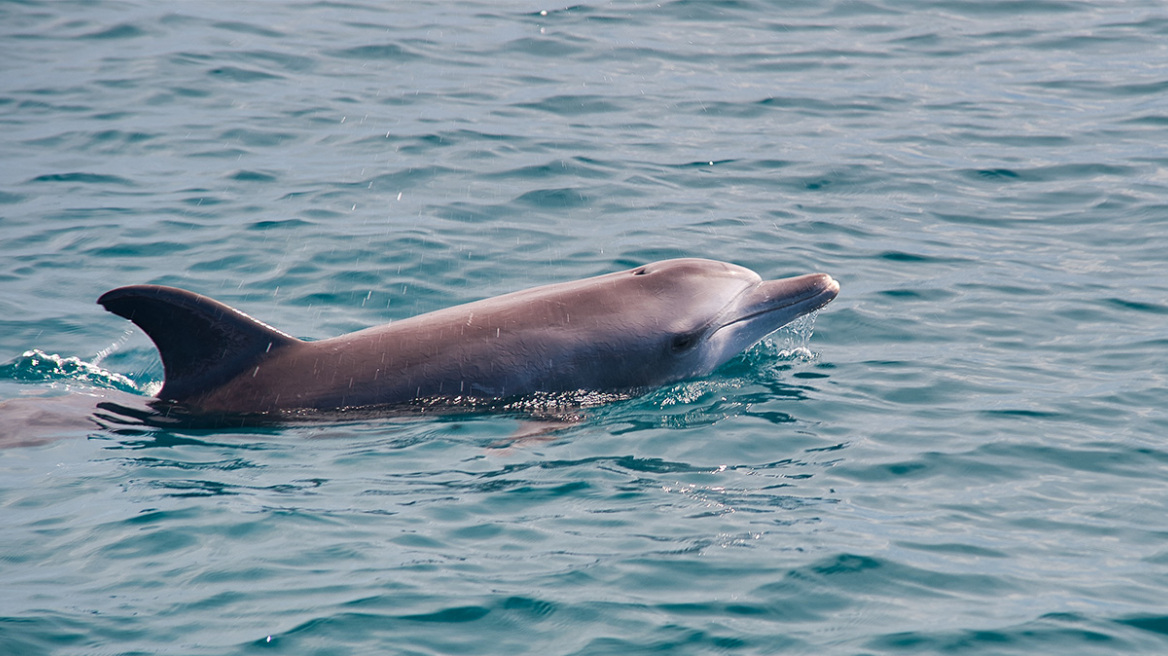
[408,257,838,398]
[582,258,839,388]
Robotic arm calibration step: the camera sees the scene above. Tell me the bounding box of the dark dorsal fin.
[98,285,301,402]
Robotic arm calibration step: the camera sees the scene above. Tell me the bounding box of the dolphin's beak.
[721,273,839,333]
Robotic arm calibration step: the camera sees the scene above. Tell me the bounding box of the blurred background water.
[3,0,1168,654]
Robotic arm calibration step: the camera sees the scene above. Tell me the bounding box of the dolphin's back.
[98,285,301,403]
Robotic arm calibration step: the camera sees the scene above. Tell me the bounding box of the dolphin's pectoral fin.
[98,285,300,403]
[487,417,583,451]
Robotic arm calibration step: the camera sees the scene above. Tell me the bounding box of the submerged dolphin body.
[99,258,839,415]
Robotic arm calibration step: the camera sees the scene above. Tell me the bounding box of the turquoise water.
[3,0,1168,653]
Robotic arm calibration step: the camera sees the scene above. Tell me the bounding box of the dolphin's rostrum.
[99,258,839,415]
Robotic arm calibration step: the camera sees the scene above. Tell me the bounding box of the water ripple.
[3,0,1168,653]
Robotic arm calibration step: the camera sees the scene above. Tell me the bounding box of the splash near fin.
[98,285,300,403]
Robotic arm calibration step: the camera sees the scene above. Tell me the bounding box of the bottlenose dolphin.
[98,258,838,416]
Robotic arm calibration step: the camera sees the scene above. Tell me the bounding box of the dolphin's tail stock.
[98,285,300,403]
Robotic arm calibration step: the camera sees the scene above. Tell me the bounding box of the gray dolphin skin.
[98,258,839,415]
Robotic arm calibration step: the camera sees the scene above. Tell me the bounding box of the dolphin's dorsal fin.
[98,285,300,402]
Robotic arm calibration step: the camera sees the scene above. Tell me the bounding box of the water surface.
[3,0,1168,654]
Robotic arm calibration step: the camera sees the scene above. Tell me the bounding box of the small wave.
[728,315,821,370]
[781,311,820,347]
[0,349,144,394]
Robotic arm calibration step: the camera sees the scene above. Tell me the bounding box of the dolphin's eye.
[670,332,699,353]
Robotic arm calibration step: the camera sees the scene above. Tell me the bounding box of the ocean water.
[3,0,1168,653]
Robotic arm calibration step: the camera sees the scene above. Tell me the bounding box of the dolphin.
[98,258,838,416]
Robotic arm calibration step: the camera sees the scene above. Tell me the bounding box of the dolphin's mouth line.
[713,277,839,334]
